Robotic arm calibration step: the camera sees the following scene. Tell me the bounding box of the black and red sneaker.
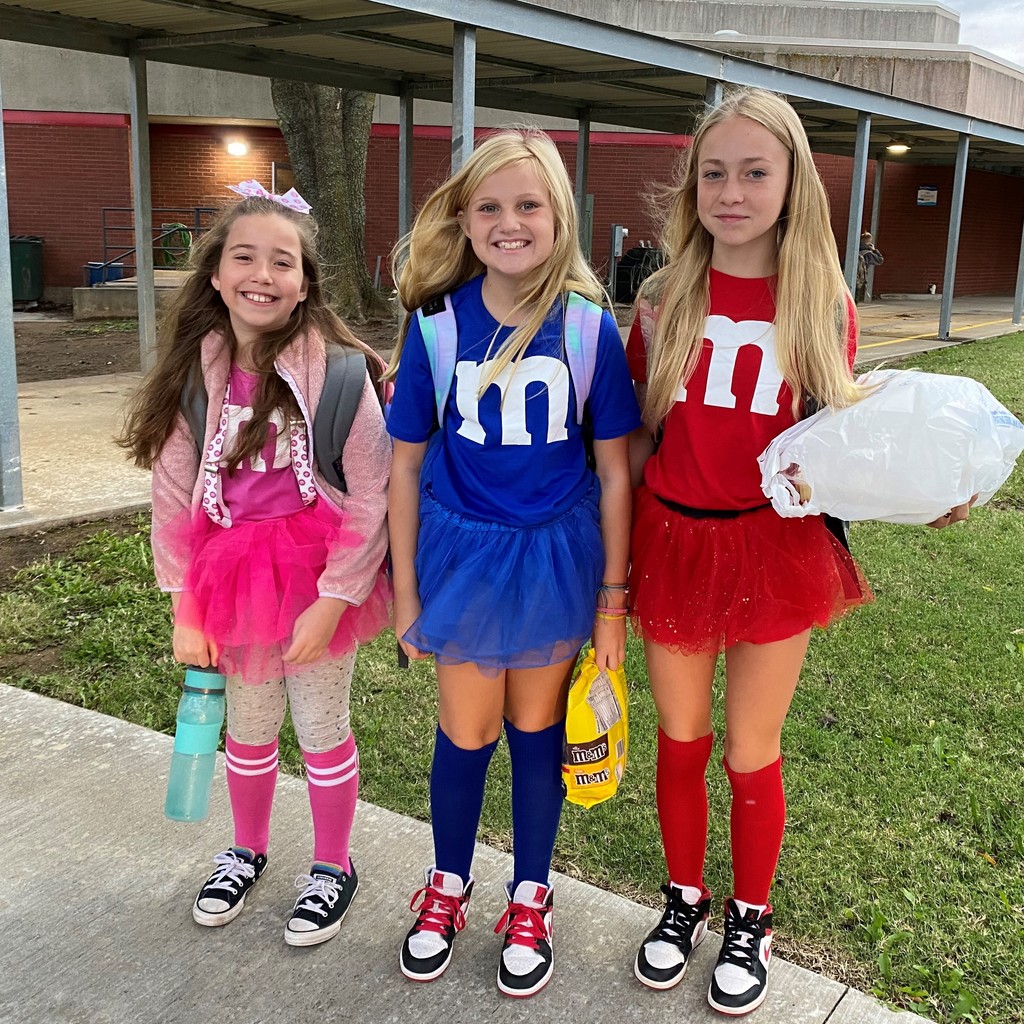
[707,898,773,1016]
[634,883,712,990]
[400,867,473,982]
[494,880,554,998]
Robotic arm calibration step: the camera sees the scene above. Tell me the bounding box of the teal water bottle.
[164,665,226,822]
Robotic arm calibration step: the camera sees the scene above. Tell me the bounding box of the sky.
[944,0,1024,68]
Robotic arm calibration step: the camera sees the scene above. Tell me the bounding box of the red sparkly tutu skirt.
[629,485,872,654]
[175,500,391,684]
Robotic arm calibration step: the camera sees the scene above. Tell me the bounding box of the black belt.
[654,495,771,519]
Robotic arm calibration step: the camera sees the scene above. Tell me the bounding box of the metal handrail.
[84,206,216,286]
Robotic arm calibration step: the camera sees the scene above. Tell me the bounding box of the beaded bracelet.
[600,582,629,591]
[595,608,629,621]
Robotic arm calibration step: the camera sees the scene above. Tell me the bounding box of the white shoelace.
[204,851,255,895]
[292,874,340,918]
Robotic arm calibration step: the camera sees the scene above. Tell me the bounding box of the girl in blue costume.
[386,129,640,998]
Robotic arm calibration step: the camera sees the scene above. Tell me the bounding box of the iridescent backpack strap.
[415,293,458,425]
[562,291,604,425]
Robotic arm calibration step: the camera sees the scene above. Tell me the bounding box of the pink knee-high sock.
[303,733,359,873]
[656,729,714,888]
[725,755,786,906]
[225,734,279,855]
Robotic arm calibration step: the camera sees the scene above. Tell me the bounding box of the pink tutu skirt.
[176,500,390,684]
[630,484,872,654]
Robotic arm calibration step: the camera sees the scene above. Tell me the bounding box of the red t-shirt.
[627,268,857,510]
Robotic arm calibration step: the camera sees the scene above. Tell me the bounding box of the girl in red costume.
[627,88,971,1015]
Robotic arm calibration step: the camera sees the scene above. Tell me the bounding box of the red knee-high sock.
[304,733,358,873]
[657,729,714,888]
[725,755,785,906]
[225,734,279,855]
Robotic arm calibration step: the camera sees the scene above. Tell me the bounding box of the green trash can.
[10,235,44,303]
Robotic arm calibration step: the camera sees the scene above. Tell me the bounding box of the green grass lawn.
[2,332,1023,1023]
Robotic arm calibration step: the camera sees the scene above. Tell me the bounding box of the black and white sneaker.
[285,862,359,947]
[400,868,474,982]
[192,848,268,927]
[707,899,773,1016]
[634,883,712,990]
[495,881,554,998]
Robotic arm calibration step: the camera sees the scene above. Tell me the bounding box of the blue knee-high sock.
[430,724,498,885]
[505,717,566,891]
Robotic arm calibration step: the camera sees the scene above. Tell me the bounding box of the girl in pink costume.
[120,182,390,947]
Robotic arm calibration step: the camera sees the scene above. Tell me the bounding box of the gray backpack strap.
[315,345,371,493]
[180,363,208,461]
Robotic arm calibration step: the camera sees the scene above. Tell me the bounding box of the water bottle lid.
[184,666,226,694]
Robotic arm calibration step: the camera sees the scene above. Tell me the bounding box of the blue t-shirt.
[388,276,641,526]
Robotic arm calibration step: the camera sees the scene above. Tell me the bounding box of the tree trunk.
[271,80,387,321]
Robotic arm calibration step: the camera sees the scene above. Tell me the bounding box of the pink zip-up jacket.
[151,328,390,607]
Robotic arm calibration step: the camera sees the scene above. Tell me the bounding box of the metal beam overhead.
[138,0,302,23]
[136,13,434,51]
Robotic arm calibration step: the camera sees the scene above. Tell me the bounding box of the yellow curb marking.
[858,317,1013,350]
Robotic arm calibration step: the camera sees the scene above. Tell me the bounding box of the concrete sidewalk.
[0,683,917,1024]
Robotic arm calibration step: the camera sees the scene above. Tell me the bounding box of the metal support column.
[705,79,723,109]
[451,25,476,172]
[0,66,24,509]
[1013,214,1024,327]
[398,85,414,240]
[866,154,885,302]
[129,49,157,372]
[938,133,970,340]
[575,108,591,246]
[843,112,871,293]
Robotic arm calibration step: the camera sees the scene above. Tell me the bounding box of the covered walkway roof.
[4,0,1024,171]
[2,0,1024,511]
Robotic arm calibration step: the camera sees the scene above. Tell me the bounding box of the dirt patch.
[14,315,403,382]
[0,513,146,588]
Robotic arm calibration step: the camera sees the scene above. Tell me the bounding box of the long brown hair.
[118,196,366,470]
[639,88,864,432]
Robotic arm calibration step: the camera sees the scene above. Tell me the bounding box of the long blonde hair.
[639,88,862,431]
[118,196,367,470]
[387,129,604,388]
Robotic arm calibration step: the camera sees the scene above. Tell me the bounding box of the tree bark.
[271,80,387,321]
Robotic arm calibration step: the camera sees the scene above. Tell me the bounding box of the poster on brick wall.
[916,185,938,206]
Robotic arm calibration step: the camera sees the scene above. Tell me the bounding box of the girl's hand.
[172,623,219,668]
[283,597,347,664]
[394,593,432,661]
[926,494,978,529]
[592,615,626,673]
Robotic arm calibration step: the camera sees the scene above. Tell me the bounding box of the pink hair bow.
[226,179,312,215]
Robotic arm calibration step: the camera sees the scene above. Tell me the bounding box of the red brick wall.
[5,115,131,292]
[6,114,1024,297]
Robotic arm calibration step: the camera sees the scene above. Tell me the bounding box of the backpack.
[415,291,605,461]
[180,343,388,493]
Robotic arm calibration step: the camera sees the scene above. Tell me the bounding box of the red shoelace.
[494,901,550,948]
[408,885,467,935]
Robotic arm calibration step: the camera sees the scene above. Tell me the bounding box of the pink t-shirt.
[220,365,306,523]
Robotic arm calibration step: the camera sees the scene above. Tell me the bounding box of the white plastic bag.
[758,369,1024,525]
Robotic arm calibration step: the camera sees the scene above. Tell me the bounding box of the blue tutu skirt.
[404,479,604,671]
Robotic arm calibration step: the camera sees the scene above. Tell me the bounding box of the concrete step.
[73,270,188,320]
